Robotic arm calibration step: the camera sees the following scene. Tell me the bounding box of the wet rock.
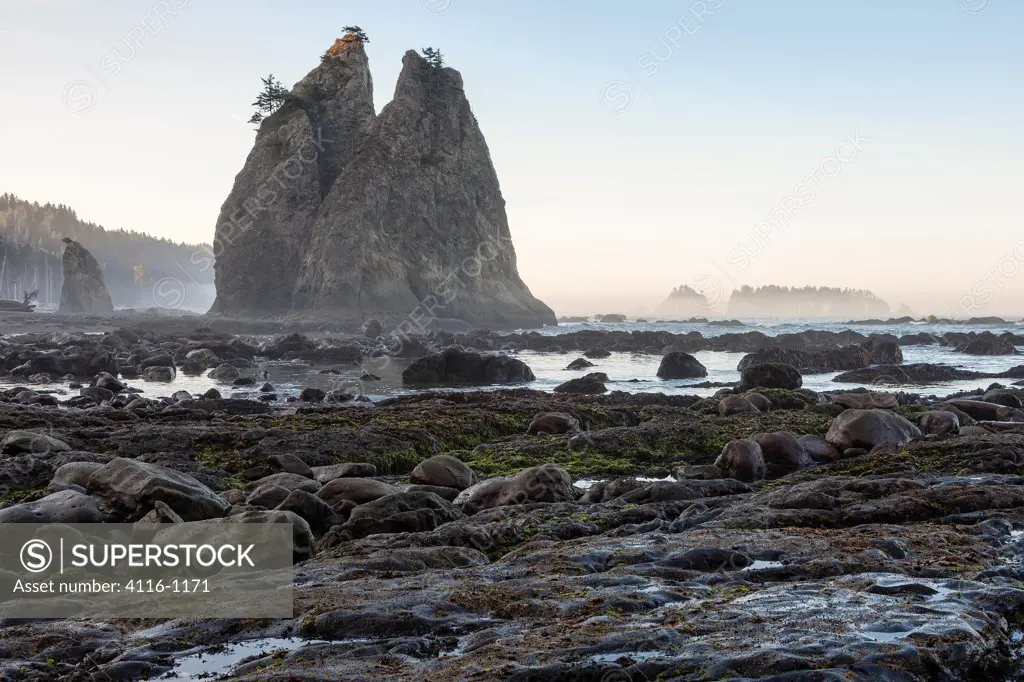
[219,509,314,562]
[402,484,461,501]
[245,484,293,508]
[244,472,321,496]
[918,410,960,436]
[831,391,898,410]
[313,462,378,483]
[92,371,125,392]
[656,351,708,379]
[674,464,724,480]
[554,372,607,394]
[402,348,534,387]
[342,491,465,538]
[825,409,922,450]
[142,366,175,382]
[300,387,327,402]
[86,458,230,522]
[0,455,54,492]
[982,389,1022,408]
[942,399,1024,422]
[138,500,184,524]
[660,547,753,571]
[455,464,574,511]
[0,489,104,524]
[1,430,71,456]
[719,395,760,416]
[584,348,611,359]
[275,489,341,534]
[566,358,595,370]
[752,431,814,478]
[744,391,772,411]
[797,435,840,463]
[738,362,802,391]
[526,412,580,436]
[834,363,982,384]
[713,439,766,483]
[954,331,1018,355]
[268,453,314,478]
[52,461,104,489]
[202,388,222,400]
[208,363,241,383]
[316,478,400,507]
[409,455,476,491]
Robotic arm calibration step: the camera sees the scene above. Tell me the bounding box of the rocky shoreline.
[2,317,1024,680]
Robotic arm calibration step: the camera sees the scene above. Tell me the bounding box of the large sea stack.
[58,238,113,314]
[212,34,554,330]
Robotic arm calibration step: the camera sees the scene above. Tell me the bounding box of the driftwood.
[0,290,37,312]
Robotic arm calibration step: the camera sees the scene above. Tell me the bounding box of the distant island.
[656,285,713,317]
[727,285,890,318]
[0,193,214,311]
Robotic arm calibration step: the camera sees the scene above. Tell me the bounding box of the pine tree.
[421,47,445,68]
[248,74,292,128]
[342,26,369,42]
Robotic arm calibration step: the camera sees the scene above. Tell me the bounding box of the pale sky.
[1,0,1022,316]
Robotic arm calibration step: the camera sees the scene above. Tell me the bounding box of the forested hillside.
[728,285,891,318]
[0,194,214,311]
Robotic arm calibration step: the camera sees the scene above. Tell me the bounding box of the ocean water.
[2,318,1022,404]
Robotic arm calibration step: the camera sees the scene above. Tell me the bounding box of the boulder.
[526,412,580,436]
[86,458,229,522]
[554,372,607,395]
[718,395,760,417]
[942,399,1024,422]
[244,472,320,496]
[316,478,400,508]
[0,489,104,524]
[566,358,595,370]
[454,464,574,511]
[0,430,71,456]
[208,364,241,383]
[713,439,766,483]
[797,435,840,463]
[831,392,898,410]
[954,332,1018,355]
[52,461,104,489]
[744,392,772,412]
[918,410,960,436]
[410,455,476,491]
[342,491,464,539]
[143,366,175,382]
[219,510,314,563]
[402,348,535,387]
[825,409,922,451]
[275,489,342,534]
[738,363,802,391]
[656,352,708,379]
[312,462,378,483]
[268,453,314,478]
[751,431,814,478]
[57,238,114,314]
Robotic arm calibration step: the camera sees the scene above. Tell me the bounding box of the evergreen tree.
[248,74,292,128]
[421,47,445,68]
[342,25,369,42]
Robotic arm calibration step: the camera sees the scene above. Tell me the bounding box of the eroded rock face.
[214,36,553,329]
[211,34,375,314]
[58,239,113,314]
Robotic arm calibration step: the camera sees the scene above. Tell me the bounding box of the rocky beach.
[2,311,1024,680]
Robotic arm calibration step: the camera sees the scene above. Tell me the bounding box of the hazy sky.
[2,0,1022,316]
